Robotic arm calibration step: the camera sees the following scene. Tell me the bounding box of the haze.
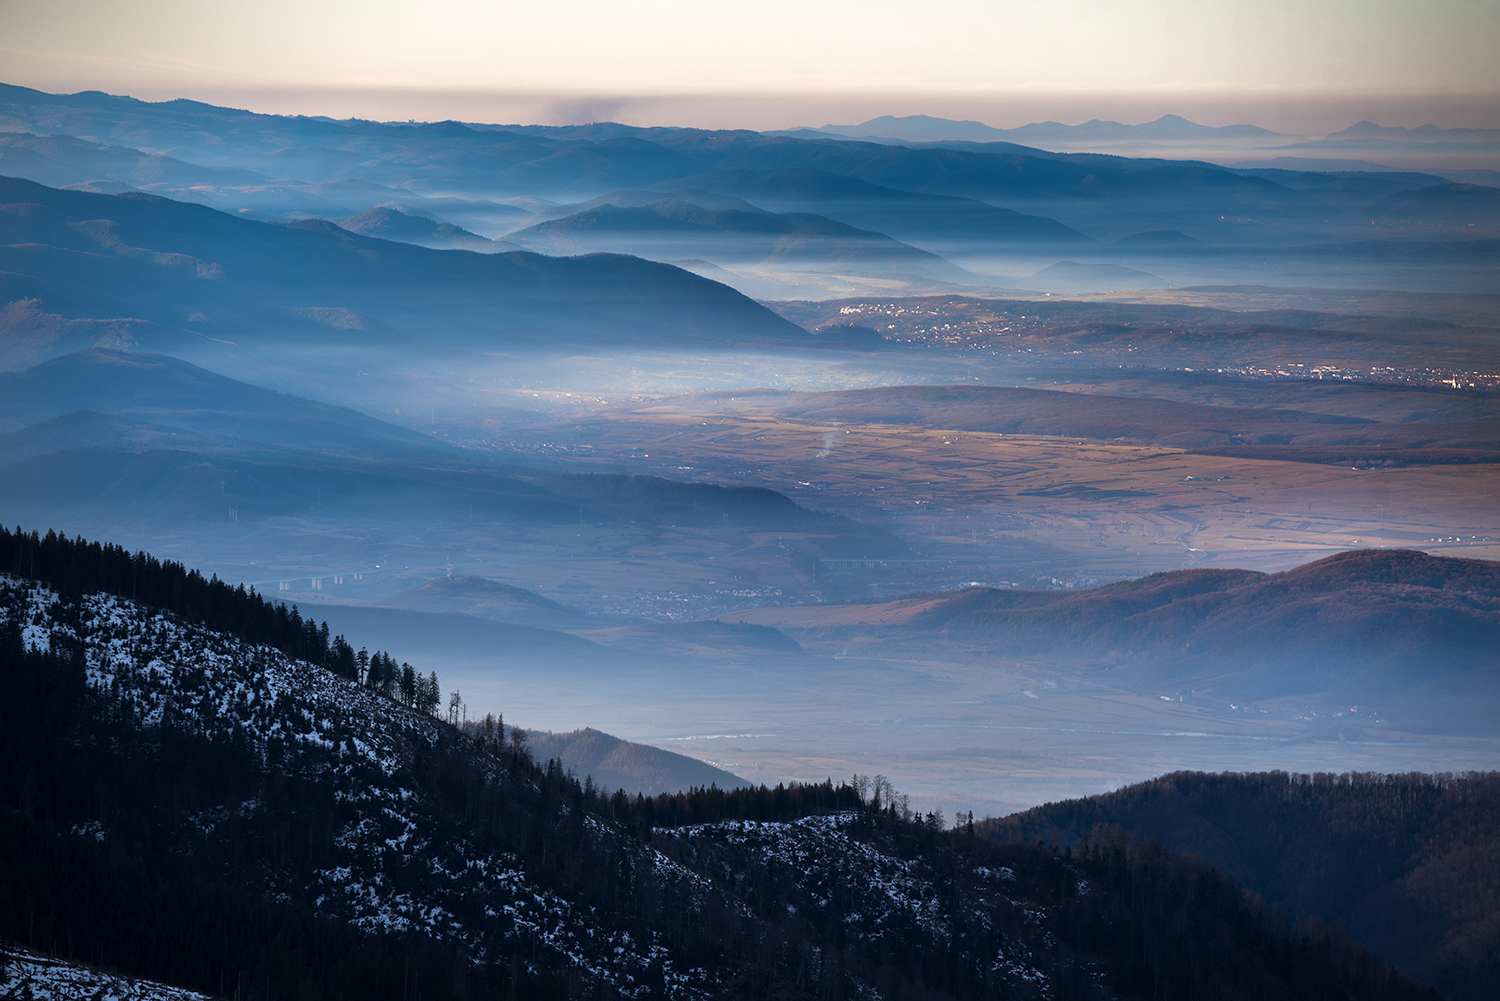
[4,0,1500,995]
[3,0,1498,132]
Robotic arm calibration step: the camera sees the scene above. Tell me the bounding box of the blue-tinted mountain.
[810,113,1292,146]
[12,82,1489,252]
[507,194,980,283]
[645,168,1091,248]
[1328,121,1500,143]
[0,175,808,369]
[1228,166,1456,206]
[0,130,448,219]
[1379,182,1500,227]
[0,84,1350,244]
[0,348,440,454]
[0,84,699,198]
[332,204,505,250]
[0,130,268,189]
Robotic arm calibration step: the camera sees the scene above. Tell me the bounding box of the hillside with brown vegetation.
[926,549,1500,710]
[988,770,1500,1001]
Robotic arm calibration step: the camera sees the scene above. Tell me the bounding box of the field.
[458,388,1500,595]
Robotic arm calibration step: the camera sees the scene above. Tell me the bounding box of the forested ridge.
[0,524,441,708]
[0,528,1459,1000]
[2,523,364,665]
[988,770,1500,1001]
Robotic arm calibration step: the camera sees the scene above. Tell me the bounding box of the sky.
[2,0,1498,132]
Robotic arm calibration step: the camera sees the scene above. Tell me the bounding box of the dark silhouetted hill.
[0,348,435,452]
[990,770,1500,1001]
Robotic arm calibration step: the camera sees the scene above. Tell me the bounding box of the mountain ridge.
[0,174,810,370]
[990,769,1500,1001]
[807,113,1295,146]
[0,537,1458,1001]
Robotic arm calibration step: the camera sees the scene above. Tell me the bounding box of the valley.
[1,70,1498,1000]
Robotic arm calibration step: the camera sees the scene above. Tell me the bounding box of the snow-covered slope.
[1,947,213,1001]
[1,574,711,996]
[0,572,1060,997]
[658,814,1056,991]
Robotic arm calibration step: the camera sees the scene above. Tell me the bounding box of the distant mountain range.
[795,115,1500,167]
[8,82,1491,256]
[801,113,1295,146]
[1328,121,1500,143]
[0,81,1490,309]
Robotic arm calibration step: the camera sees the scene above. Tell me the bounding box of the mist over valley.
[1,62,1498,1001]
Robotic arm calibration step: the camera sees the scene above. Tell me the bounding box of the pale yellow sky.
[2,0,1497,130]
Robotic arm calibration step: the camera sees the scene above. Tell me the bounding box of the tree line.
[0,525,443,716]
[987,768,1500,1001]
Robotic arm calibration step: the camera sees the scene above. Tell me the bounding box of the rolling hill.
[505,194,978,284]
[727,549,1500,731]
[525,727,748,796]
[643,168,1092,249]
[331,204,504,250]
[0,175,809,370]
[992,770,1500,1001]
[0,348,437,450]
[926,549,1500,715]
